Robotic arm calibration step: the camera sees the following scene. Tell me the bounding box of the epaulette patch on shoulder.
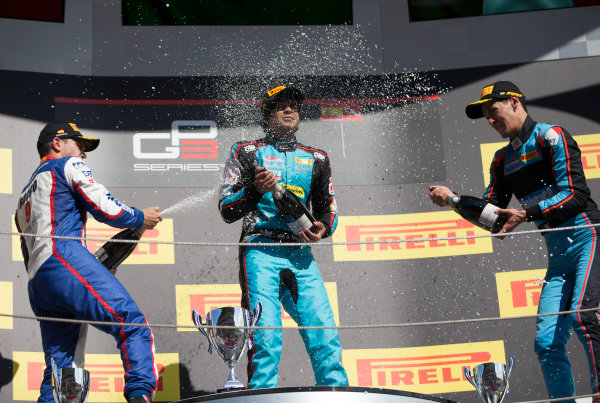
[312,150,326,162]
[543,128,560,147]
[235,141,261,158]
[299,144,327,163]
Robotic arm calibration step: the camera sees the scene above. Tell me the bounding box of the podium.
[170,386,457,403]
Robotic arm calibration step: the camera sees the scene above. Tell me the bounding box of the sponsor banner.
[495,269,546,317]
[332,211,492,261]
[0,148,12,194]
[67,123,230,188]
[0,281,13,329]
[12,217,174,265]
[132,121,218,160]
[175,283,340,331]
[320,102,363,121]
[12,351,180,402]
[480,133,600,187]
[343,340,506,393]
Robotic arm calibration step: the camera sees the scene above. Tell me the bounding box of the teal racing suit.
[218,132,348,388]
[484,116,600,402]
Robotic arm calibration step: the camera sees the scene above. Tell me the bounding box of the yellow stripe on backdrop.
[0,148,12,194]
[175,282,340,331]
[0,281,13,329]
[342,340,506,393]
[12,351,180,402]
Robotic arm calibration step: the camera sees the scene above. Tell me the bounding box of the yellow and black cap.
[465,81,527,119]
[260,85,304,115]
[38,122,100,152]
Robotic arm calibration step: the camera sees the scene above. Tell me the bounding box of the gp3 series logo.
[133,120,222,172]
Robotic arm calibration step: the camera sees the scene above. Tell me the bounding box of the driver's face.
[266,100,300,137]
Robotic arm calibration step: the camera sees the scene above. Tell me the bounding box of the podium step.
[170,386,457,403]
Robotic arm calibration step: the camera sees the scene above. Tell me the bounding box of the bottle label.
[287,214,313,234]
[479,203,499,228]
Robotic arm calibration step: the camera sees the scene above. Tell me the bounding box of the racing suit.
[15,156,158,402]
[483,116,600,401]
[218,132,348,388]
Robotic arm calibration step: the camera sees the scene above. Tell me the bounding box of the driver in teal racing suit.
[218,85,348,388]
[430,81,600,403]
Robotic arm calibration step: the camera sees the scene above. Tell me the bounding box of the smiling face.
[481,96,526,140]
[265,99,300,140]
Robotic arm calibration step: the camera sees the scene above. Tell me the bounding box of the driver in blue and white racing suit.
[218,85,348,389]
[430,81,600,403]
[15,122,162,403]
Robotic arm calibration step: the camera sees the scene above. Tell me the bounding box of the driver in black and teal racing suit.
[431,81,600,403]
[218,85,348,389]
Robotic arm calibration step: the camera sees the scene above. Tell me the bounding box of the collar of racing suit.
[265,132,298,152]
[510,115,536,151]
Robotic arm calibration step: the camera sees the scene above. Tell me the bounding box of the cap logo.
[268,86,286,97]
[57,129,65,134]
[69,123,80,132]
[501,91,523,98]
[480,85,494,98]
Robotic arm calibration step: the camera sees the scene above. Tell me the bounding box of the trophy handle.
[463,366,477,388]
[248,302,262,351]
[51,358,60,386]
[505,355,515,380]
[251,302,262,327]
[191,310,213,354]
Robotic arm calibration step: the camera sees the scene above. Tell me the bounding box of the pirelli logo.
[579,137,600,177]
[343,340,506,393]
[85,218,174,264]
[175,283,340,331]
[520,149,538,162]
[480,133,600,187]
[0,148,11,194]
[481,85,494,98]
[332,211,492,261]
[12,217,175,265]
[496,269,546,317]
[0,281,13,329]
[12,352,180,402]
[268,86,285,96]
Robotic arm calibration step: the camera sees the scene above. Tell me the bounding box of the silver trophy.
[192,303,262,392]
[51,358,90,403]
[463,356,515,403]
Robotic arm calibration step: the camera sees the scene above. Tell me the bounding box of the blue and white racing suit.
[15,156,158,402]
[484,116,600,402]
[219,133,348,388]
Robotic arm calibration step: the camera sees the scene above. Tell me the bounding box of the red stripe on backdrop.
[54,95,440,106]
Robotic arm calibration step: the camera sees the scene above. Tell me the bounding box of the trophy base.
[217,386,246,394]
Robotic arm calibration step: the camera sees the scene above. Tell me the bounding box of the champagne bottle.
[94,227,145,271]
[446,193,507,233]
[271,183,317,235]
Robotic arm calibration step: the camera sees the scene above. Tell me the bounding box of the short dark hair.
[37,141,52,159]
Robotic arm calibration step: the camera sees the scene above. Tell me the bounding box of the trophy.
[51,358,90,403]
[192,303,262,392]
[463,356,514,403]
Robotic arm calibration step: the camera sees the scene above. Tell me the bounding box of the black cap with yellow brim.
[38,122,100,152]
[465,81,527,119]
[261,85,304,115]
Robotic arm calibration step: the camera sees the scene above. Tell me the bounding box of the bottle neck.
[271,183,285,199]
[446,193,460,206]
